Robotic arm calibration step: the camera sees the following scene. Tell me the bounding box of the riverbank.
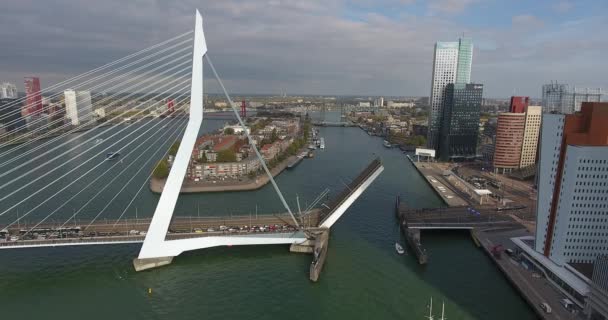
[150,150,308,193]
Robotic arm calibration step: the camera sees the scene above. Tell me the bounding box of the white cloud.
[0,0,605,98]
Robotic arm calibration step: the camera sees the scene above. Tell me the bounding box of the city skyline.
[0,0,607,98]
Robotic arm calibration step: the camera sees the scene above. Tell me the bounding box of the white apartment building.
[64,90,93,126]
[0,82,18,99]
[519,106,542,167]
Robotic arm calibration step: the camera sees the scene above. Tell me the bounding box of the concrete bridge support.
[133,256,174,272]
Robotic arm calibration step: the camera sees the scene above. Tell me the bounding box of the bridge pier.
[133,256,174,272]
[289,229,330,282]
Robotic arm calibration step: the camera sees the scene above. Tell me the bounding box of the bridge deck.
[397,203,518,229]
[0,211,320,249]
[318,158,382,225]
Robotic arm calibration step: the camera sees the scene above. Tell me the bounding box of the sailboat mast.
[427,297,434,320]
[440,302,445,320]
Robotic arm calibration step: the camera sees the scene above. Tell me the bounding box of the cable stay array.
[0,31,197,238]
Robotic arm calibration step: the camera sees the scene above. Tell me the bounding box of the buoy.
[148,288,152,295]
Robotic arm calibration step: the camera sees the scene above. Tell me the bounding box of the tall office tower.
[510,96,529,113]
[493,104,542,173]
[24,77,43,115]
[535,102,608,266]
[0,82,18,99]
[542,82,603,114]
[64,90,93,126]
[438,83,482,161]
[427,38,473,150]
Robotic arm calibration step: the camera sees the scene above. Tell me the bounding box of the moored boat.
[395,242,405,255]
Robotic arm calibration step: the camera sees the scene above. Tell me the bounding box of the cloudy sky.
[0,0,606,98]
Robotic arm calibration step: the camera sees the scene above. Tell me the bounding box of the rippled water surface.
[0,113,535,319]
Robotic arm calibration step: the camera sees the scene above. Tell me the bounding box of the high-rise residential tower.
[438,83,482,161]
[493,98,542,173]
[64,89,93,126]
[427,38,473,150]
[24,77,43,115]
[0,82,18,99]
[512,103,608,309]
[535,102,608,265]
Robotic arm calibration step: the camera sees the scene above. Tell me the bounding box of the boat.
[319,137,325,149]
[307,151,314,158]
[106,152,121,160]
[287,156,304,169]
[308,144,316,150]
[395,242,405,255]
[383,140,392,148]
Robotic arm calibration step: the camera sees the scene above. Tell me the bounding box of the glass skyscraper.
[438,83,483,161]
[427,38,473,151]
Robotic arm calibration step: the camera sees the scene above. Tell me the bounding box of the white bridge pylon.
[134,10,383,271]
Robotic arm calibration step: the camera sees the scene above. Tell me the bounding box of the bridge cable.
[2,99,190,229]
[0,68,192,186]
[20,109,188,234]
[0,43,193,144]
[0,78,192,216]
[0,31,192,122]
[0,53,193,164]
[205,54,300,229]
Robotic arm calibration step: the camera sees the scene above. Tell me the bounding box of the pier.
[406,156,469,207]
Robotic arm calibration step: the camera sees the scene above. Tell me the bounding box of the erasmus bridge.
[0,10,383,273]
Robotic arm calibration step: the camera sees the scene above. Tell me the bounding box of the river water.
[0,112,536,319]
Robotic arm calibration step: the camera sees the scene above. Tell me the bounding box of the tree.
[224,127,235,135]
[217,149,237,162]
[153,159,170,179]
[169,142,180,156]
[270,128,278,143]
[406,135,427,147]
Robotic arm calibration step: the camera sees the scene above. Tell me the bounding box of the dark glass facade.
[438,83,483,161]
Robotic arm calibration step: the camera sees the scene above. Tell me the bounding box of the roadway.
[476,228,578,320]
[0,212,321,248]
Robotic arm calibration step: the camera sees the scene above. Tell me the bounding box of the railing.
[0,228,307,248]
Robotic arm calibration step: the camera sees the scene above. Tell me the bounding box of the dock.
[286,154,304,169]
[406,156,468,207]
